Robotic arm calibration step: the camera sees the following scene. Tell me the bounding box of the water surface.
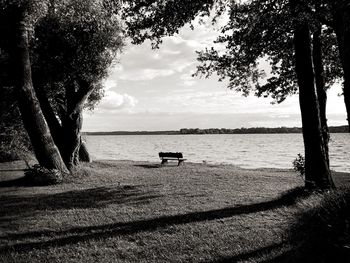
[85,133,350,172]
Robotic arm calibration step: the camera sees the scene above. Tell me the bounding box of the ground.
[0,160,349,262]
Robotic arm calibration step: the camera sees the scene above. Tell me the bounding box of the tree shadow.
[0,184,162,228]
[0,176,32,187]
[0,186,311,253]
[0,169,26,172]
[205,242,288,263]
[134,164,162,169]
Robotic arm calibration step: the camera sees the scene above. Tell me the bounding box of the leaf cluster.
[196,0,342,103]
[31,0,123,113]
[122,0,228,48]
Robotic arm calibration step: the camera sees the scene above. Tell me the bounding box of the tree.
[1,1,69,173]
[31,0,123,169]
[330,0,350,131]
[291,0,334,189]
[122,0,338,189]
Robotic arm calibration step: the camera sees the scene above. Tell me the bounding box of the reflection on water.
[85,133,350,173]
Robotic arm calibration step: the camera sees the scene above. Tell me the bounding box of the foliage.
[24,164,63,185]
[196,0,342,103]
[122,0,225,48]
[32,0,123,114]
[293,153,305,180]
[0,86,33,162]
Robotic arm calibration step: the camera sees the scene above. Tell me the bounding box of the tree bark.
[33,80,92,164]
[11,7,68,174]
[79,140,91,162]
[332,2,350,132]
[33,83,64,150]
[62,110,83,169]
[62,80,94,169]
[291,0,334,189]
[312,26,330,167]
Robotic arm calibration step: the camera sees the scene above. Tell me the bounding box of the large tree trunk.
[291,0,334,189]
[312,26,330,167]
[33,80,91,164]
[332,2,350,132]
[11,7,68,174]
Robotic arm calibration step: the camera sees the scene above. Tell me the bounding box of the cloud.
[180,72,197,86]
[159,91,301,115]
[96,91,138,112]
[103,79,117,91]
[118,68,176,81]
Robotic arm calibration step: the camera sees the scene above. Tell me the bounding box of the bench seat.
[159,152,186,166]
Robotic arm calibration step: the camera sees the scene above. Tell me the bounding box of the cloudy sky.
[83,19,347,132]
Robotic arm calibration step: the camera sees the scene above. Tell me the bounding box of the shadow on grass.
[0,169,25,172]
[0,184,162,228]
[0,176,31,187]
[134,164,162,169]
[0,187,310,253]
[206,242,290,263]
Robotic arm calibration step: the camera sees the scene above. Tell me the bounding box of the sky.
[82,18,347,132]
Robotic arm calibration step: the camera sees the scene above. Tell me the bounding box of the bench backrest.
[159,152,183,158]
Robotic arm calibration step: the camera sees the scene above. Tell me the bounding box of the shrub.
[293,154,305,181]
[24,164,63,185]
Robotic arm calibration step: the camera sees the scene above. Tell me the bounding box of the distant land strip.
[83,125,349,135]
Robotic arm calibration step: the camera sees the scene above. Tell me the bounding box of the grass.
[0,160,349,262]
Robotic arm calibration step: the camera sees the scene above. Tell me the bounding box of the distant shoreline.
[83,125,349,136]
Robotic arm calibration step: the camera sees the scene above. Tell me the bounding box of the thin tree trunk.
[62,110,83,169]
[332,2,350,132]
[62,81,93,169]
[312,26,330,167]
[11,7,68,174]
[291,0,334,189]
[79,140,91,162]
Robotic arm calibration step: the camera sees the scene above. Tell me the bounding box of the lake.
[85,133,350,173]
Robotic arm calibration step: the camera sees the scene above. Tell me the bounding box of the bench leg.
[178,160,184,166]
[161,159,168,165]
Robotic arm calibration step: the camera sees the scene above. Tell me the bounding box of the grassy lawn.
[0,161,349,262]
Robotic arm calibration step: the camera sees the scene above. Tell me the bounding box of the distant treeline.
[179,127,301,134]
[83,130,179,136]
[180,126,348,134]
[83,125,348,135]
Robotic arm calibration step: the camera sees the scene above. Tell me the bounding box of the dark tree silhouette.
[1,1,69,174]
[31,0,123,169]
[1,0,123,171]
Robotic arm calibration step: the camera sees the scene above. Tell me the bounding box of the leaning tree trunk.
[33,83,64,152]
[11,8,68,174]
[312,26,330,167]
[332,2,350,132]
[291,0,334,190]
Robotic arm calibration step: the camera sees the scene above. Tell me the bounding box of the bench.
[159,152,186,166]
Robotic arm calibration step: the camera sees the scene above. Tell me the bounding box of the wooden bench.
[159,152,186,166]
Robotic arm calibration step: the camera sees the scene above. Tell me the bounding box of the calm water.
[85,133,350,172]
